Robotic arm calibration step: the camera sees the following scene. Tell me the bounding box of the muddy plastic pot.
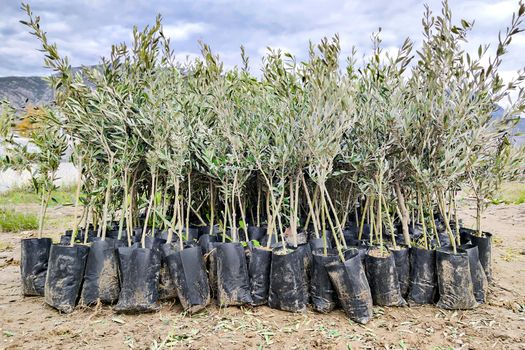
[356,224,371,241]
[343,223,359,244]
[343,247,359,259]
[158,244,178,301]
[80,239,120,305]
[391,245,410,298]
[309,237,332,251]
[20,238,52,296]
[460,243,488,304]
[469,232,492,283]
[182,227,200,242]
[141,236,167,251]
[243,243,252,267]
[436,247,477,310]
[436,230,451,247]
[166,246,210,313]
[60,233,83,245]
[408,224,423,241]
[459,227,474,245]
[198,234,217,255]
[297,243,313,304]
[206,241,223,298]
[216,243,252,306]
[276,241,311,304]
[44,244,89,313]
[60,229,97,245]
[268,247,307,312]
[365,248,406,307]
[326,251,373,324]
[199,224,220,237]
[311,249,339,313]
[114,247,161,313]
[248,247,272,306]
[260,234,279,248]
[248,226,266,242]
[357,245,368,263]
[106,229,120,240]
[408,247,437,305]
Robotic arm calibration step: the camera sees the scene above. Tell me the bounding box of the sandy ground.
[0,202,524,350]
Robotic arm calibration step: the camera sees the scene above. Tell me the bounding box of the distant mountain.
[0,75,53,111]
[492,105,525,146]
[0,66,94,112]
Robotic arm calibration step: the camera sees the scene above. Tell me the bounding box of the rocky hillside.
[0,75,53,111]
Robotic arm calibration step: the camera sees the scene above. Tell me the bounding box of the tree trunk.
[394,182,411,246]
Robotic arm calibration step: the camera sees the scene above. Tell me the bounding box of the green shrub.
[491,182,525,205]
[0,208,38,232]
[0,185,75,206]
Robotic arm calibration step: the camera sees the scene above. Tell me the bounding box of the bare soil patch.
[1,203,524,349]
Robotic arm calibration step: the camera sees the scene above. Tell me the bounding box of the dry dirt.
[0,203,524,350]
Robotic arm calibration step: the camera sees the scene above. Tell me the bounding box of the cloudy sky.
[1,0,524,80]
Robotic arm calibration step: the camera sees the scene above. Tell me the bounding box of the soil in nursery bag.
[115,247,161,313]
[158,244,179,301]
[166,246,210,313]
[285,231,308,247]
[391,245,410,298]
[460,243,488,303]
[408,247,437,305]
[80,239,120,305]
[469,232,493,282]
[44,244,89,313]
[20,237,52,296]
[326,251,373,324]
[216,243,252,306]
[365,248,406,306]
[268,247,307,312]
[311,249,339,313]
[248,246,272,306]
[436,247,477,310]
[248,226,266,242]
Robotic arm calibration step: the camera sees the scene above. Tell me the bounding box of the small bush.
[0,208,38,232]
[492,182,525,205]
[0,185,75,206]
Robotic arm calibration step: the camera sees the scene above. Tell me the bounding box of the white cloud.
[0,0,524,82]
[163,22,208,41]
